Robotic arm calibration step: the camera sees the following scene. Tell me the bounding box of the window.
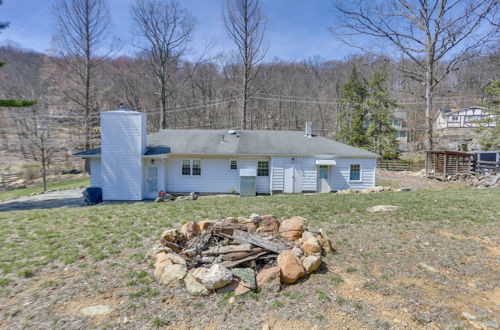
[349,164,361,181]
[450,116,459,121]
[182,160,201,176]
[257,161,269,176]
[230,160,238,170]
[182,160,191,175]
[192,160,201,176]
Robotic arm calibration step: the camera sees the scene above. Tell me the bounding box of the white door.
[146,166,159,199]
[317,165,331,193]
[284,164,302,193]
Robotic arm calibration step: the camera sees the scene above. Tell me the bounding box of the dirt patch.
[377,169,468,190]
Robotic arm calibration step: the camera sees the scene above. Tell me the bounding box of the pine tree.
[339,67,369,147]
[0,1,36,107]
[478,81,500,150]
[365,69,399,158]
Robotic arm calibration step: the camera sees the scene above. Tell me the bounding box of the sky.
[0,0,354,62]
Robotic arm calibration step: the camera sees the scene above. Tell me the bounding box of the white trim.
[315,159,337,165]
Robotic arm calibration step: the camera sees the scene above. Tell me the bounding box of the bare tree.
[332,0,498,149]
[53,0,114,153]
[131,0,195,130]
[223,0,266,129]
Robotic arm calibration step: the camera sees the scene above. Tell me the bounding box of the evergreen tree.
[365,69,399,158]
[478,81,500,150]
[0,1,36,107]
[339,67,369,147]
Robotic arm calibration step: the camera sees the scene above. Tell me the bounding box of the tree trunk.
[425,56,434,151]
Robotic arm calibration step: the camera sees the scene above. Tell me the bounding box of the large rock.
[231,268,256,289]
[257,215,280,233]
[302,235,322,255]
[256,266,281,292]
[180,221,200,239]
[184,273,209,296]
[161,229,182,243]
[80,305,113,316]
[198,220,216,231]
[302,255,322,274]
[154,252,173,278]
[279,216,308,240]
[161,264,187,287]
[147,244,172,260]
[250,213,261,224]
[317,229,334,253]
[366,205,400,212]
[197,264,233,290]
[277,250,305,284]
[166,253,187,265]
[244,222,257,233]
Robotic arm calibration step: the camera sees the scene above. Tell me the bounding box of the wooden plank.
[221,248,264,261]
[225,229,288,253]
[219,251,268,268]
[202,244,253,255]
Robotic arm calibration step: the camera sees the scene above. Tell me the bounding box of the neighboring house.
[434,106,496,130]
[74,108,378,201]
[362,109,409,151]
[434,106,496,150]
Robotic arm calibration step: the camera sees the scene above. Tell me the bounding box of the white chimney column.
[100,108,146,200]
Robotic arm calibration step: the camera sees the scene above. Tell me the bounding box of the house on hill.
[434,106,496,150]
[74,107,378,200]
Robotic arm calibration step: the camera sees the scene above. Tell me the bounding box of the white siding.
[272,156,376,192]
[89,158,102,188]
[165,156,270,194]
[101,111,146,200]
[331,158,376,191]
[271,157,318,192]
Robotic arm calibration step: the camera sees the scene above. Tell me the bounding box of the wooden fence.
[378,159,424,171]
[472,160,500,173]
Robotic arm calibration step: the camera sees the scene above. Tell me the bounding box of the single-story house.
[74,108,378,200]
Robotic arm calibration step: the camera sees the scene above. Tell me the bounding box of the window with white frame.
[349,164,361,181]
[182,160,201,176]
[257,161,269,176]
[230,160,238,170]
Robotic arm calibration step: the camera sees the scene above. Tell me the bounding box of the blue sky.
[0,0,353,61]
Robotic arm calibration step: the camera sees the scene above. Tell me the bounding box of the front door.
[146,166,159,199]
[317,165,331,193]
[284,164,302,193]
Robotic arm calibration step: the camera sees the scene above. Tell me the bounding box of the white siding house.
[75,110,379,200]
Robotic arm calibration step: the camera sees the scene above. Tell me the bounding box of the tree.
[0,1,36,107]
[365,69,399,157]
[131,0,195,130]
[332,0,499,150]
[53,0,113,151]
[223,0,266,129]
[478,80,500,150]
[339,67,369,147]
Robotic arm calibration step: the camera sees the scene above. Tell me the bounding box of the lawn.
[0,177,89,201]
[0,188,498,329]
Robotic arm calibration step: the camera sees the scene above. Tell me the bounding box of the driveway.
[0,189,86,212]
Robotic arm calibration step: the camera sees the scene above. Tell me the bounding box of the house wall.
[271,156,376,192]
[271,157,318,192]
[331,158,377,191]
[165,156,271,194]
[101,111,146,200]
[89,158,102,188]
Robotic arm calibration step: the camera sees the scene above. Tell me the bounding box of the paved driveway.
[0,189,86,212]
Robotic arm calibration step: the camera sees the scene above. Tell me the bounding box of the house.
[434,106,496,130]
[434,106,496,150]
[74,108,378,200]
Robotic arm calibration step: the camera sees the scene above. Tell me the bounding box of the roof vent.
[227,130,237,135]
[117,103,130,111]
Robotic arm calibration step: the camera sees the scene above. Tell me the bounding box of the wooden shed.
[425,151,472,175]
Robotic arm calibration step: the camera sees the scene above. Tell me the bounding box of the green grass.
[0,188,498,281]
[0,177,89,201]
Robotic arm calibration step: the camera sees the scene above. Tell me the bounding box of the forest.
[0,0,498,175]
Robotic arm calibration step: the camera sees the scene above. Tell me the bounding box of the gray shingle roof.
[73,129,378,158]
[148,129,378,157]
